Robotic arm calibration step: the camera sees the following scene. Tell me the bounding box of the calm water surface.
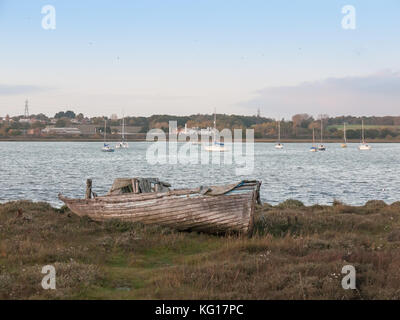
[0,142,398,207]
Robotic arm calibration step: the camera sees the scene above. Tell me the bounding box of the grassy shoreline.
[1,199,400,299]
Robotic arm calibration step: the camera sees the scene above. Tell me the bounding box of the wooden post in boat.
[255,181,262,205]
[132,178,140,194]
[85,179,92,199]
[132,179,137,193]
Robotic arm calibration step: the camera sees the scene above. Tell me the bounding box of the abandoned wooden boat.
[59,179,261,235]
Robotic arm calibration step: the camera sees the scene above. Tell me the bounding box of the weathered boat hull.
[59,181,261,235]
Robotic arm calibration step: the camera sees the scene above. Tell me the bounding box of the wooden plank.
[85,179,92,199]
[65,195,253,233]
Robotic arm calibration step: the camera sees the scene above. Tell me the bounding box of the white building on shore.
[42,127,82,135]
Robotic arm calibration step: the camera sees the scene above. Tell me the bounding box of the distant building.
[27,128,42,136]
[109,125,142,135]
[19,118,38,124]
[42,127,82,135]
[111,114,118,121]
[173,123,213,136]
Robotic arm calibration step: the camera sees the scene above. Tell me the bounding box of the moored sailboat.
[310,128,318,152]
[116,115,129,149]
[275,120,283,149]
[318,118,326,151]
[358,120,371,150]
[341,122,347,148]
[204,108,229,152]
[102,118,115,152]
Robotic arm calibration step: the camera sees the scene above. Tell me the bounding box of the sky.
[0,0,399,119]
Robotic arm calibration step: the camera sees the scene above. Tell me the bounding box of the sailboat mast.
[104,119,106,142]
[320,118,323,144]
[278,121,281,142]
[344,122,347,143]
[312,128,315,146]
[122,116,125,142]
[213,108,216,130]
[362,120,365,143]
[212,108,216,143]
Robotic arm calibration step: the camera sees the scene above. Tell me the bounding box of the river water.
[0,142,398,207]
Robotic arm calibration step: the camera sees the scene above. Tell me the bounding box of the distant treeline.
[2,111,400,140]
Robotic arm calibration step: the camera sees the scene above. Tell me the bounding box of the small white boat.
[318,118,326,151]
[358,120,371,150]
[116,142,128,149]
[310,128,318,152]
[204,108,229,152]
[102,143,115,152]
[359,144,371,150]
[102,119,114,152]
[275,120,284,149]
[116,115,129,149]
[204,142,229,152]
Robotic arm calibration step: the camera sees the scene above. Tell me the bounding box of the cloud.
[0,84,50,95]
[239,70,400,118]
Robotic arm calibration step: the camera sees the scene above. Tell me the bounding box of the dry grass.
[1,199,400,299]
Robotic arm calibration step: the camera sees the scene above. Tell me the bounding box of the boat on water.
[359,120,371,150]
[275,120,283,149]
[102,119,115,152]
[115,142,128,149]
[102,144,114,152]
[204,141,228,152]
[204,108,229,152]
[310,128,318,152]
[116,115,129,149]
[318,118,326,151]
[341,122,347,148]
[59,179,262,235]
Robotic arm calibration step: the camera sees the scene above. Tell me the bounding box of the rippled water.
[0,142,399,207]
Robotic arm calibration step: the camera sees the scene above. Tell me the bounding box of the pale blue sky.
[0,0,399,118]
